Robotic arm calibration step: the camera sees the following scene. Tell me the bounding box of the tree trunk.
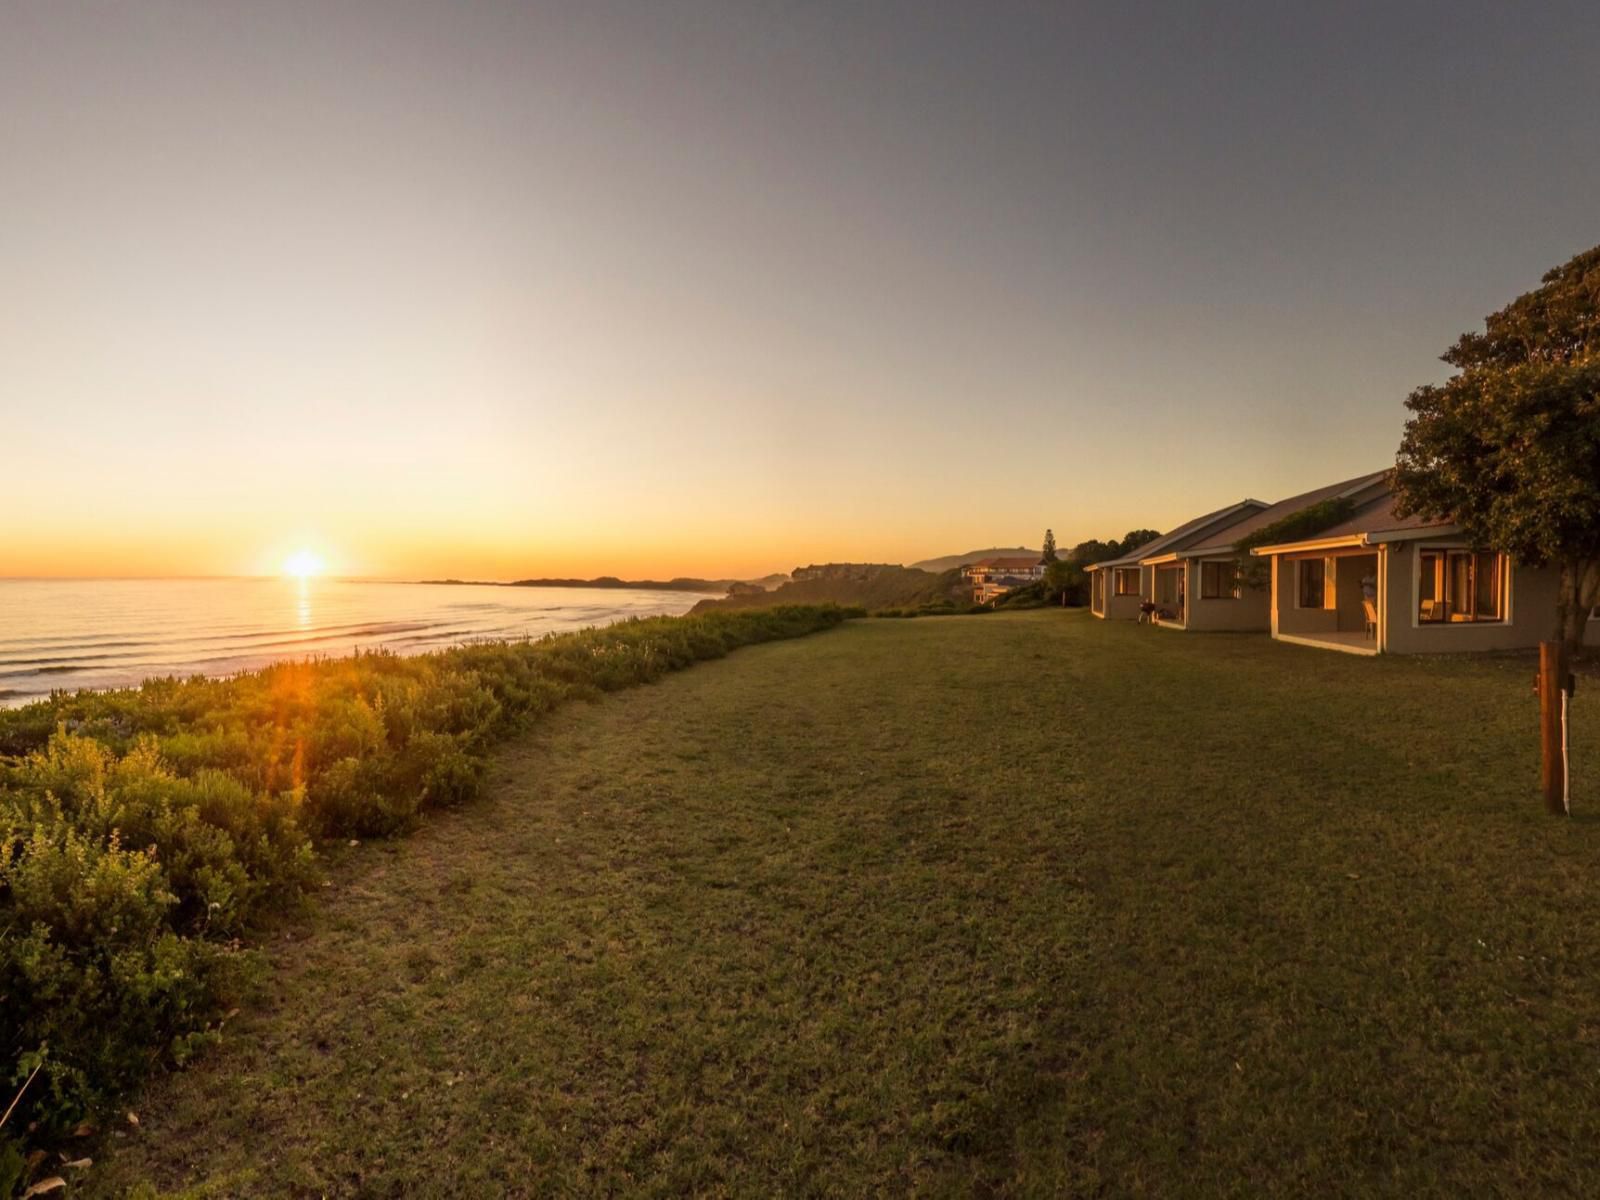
[1557,561,1596,664]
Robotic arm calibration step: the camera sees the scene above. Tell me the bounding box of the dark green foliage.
[1068,530,1160,570]
[1067,538,1119,566]
[871,601,967,619]
[1229,497,1359,590]
[1394,244,1600,656]
[1041,529,1057,563]
[0,605,852,1171]
[693,565,961,615]
[991,580,1048,609]
[1116,529,1161,558]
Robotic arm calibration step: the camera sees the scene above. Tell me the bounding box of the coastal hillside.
[910,547,1040,573]
[691,563,964,614]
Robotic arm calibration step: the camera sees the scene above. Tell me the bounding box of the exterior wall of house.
[1265,541,1578,655]
[1182,557,1271,631]
[1380,542,1564,654]
[1094,565,1148,620]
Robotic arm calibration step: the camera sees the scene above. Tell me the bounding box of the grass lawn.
[86,611,1600,1197]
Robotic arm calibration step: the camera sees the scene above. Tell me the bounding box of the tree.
[1042,557,1084,605]
[1117,529,1161,558]
[1393,244,1600,665]
[1041,529,1058,563]
[1067,538,1120,566]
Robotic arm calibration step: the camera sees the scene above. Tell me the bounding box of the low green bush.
[0,604,853,1177]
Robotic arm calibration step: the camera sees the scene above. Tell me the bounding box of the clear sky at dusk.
[4,1,1599,579]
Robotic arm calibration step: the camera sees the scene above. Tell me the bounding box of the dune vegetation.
[0,604,856,1187]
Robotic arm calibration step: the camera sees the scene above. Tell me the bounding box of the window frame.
[1113,567,1140,597]
[1417,547,1508,625]
[1295,557,1327,609]
[1200,559,1239,600]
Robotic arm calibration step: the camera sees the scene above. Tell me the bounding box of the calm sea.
[0,578,716,709]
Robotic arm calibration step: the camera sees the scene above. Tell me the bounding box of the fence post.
[1540,641,1568,815]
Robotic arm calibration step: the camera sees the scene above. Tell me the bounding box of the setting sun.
[281,549,325,579]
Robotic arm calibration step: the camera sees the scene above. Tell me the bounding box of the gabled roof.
[1176,471,1391,559]
[1289,489,1456,541]
[1249,476,1459,555]
[1083,498,1268,572]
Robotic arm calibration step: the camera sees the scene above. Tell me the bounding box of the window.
[1200,560,1238,600]
[1296,558,1326,609]
[1418,549,1505,623]
[1114,568,1139,596]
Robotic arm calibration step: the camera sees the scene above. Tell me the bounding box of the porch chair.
[1362,599,1378,640]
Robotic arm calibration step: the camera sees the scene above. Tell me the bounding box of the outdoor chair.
[1362,599,1378,639]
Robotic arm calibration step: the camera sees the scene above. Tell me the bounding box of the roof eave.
[1248,534,1368,557]
[1362,523,1463,544]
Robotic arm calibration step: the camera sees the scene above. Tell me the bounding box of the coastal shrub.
[0,604,854,1164]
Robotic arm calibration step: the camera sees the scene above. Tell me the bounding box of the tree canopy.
[1118,529,1162,557]
[1394,244,1600,655]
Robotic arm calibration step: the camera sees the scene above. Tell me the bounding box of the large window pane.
[1475,552,1502,620]
[1418,552,1443,622]
[1201,560,1237,599]
[1447,552,1473,620]
[1298,559,1325,608]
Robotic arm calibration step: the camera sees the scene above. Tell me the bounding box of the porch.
[1273,548,1380,654]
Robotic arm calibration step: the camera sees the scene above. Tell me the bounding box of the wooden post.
[1540,641,1567,815]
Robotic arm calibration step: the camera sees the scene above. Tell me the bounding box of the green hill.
[691,563,965,614]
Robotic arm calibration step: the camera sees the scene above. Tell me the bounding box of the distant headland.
[418,575,790,593]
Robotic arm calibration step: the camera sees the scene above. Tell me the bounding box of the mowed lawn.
[89,611,1600,1197]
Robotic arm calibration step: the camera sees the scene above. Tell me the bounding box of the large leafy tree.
[1117,529,1162,557]
[1394,245,1600,662]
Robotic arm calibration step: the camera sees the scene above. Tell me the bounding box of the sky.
[4,1,1599,580]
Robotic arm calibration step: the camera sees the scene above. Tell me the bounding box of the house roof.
[1084,498,1268,572]
[1295,490,1456,540]
[1249,476,1459,554]
[1175,471,1391,558]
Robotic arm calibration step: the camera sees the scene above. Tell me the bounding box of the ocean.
[0,577,715,708]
